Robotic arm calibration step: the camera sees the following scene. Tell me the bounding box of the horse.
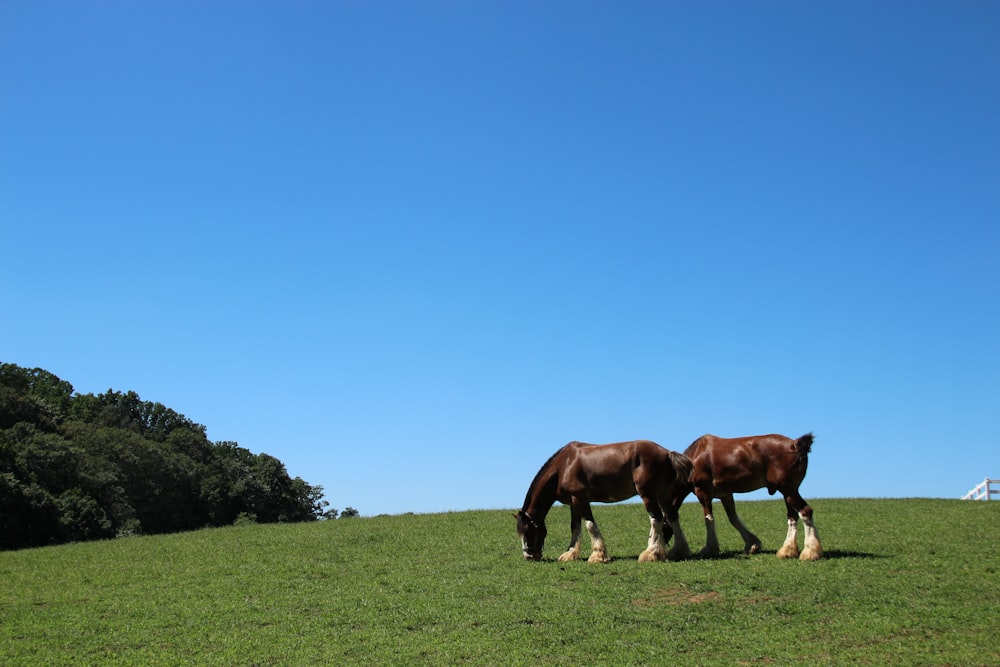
[515,440,694,563]
[664,432,822,561]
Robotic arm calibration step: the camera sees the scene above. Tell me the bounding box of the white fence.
[961,477,998,501]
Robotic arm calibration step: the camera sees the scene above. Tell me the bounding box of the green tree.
[0,472,60,549]
[0,364,74,422]
[0,362,333,550]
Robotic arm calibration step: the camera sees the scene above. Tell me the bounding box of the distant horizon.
[308,493,1000,518]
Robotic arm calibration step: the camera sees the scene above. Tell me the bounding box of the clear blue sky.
[2,2,997,516]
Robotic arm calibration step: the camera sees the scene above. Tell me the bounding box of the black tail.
[795,433,814,456]
[669,449,694,483]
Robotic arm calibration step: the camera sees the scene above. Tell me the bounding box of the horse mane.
[521,442,574,510]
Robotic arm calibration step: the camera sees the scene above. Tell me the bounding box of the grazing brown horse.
[516,440,693,563]
[666,432,822,561]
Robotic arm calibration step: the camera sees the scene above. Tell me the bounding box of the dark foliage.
[0,363,330,550]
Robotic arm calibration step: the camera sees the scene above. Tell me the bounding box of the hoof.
[587,551,611,564]
[666,547,689,561]
[800,546,823,561]
[638,548,666,563]
[746,543,762,555]
[776,545,800,559]
[557,551,579,562]
[697,547,721,559]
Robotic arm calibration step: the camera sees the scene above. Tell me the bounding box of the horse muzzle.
[523,549,542,561]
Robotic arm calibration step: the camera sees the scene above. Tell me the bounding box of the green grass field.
[2,498,998,666]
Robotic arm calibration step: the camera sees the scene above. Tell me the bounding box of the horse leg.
[719,495,762,554]
[776,490,823,560]
[695,488,721,558]
[663,501,691,561]
[776,494,801,559]
[661,511,674,544]
[638,498,666,562]
[796,496,823,561]
[557,507,583,562]
[665,485,692,561]
[575,502,610,563]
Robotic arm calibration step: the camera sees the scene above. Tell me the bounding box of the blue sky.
[2,2,997,516]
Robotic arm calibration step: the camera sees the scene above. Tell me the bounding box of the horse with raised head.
[515,440,693,563]
[665,432,822,561]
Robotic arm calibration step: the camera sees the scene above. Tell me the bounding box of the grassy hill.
[2,498,997,665]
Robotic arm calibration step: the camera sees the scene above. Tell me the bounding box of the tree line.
[0,362,343,551]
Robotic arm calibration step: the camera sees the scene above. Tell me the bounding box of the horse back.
[686,433,809,461]
[559,440,682,502]
[684,433,813,494]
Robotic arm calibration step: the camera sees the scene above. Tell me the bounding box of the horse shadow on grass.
[595,548,886,562]
[812,549,886,560]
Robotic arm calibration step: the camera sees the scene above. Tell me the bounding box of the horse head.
[515,510,547,561]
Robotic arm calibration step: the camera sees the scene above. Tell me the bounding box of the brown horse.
[516,440,693,562]
[665,432,822,561]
